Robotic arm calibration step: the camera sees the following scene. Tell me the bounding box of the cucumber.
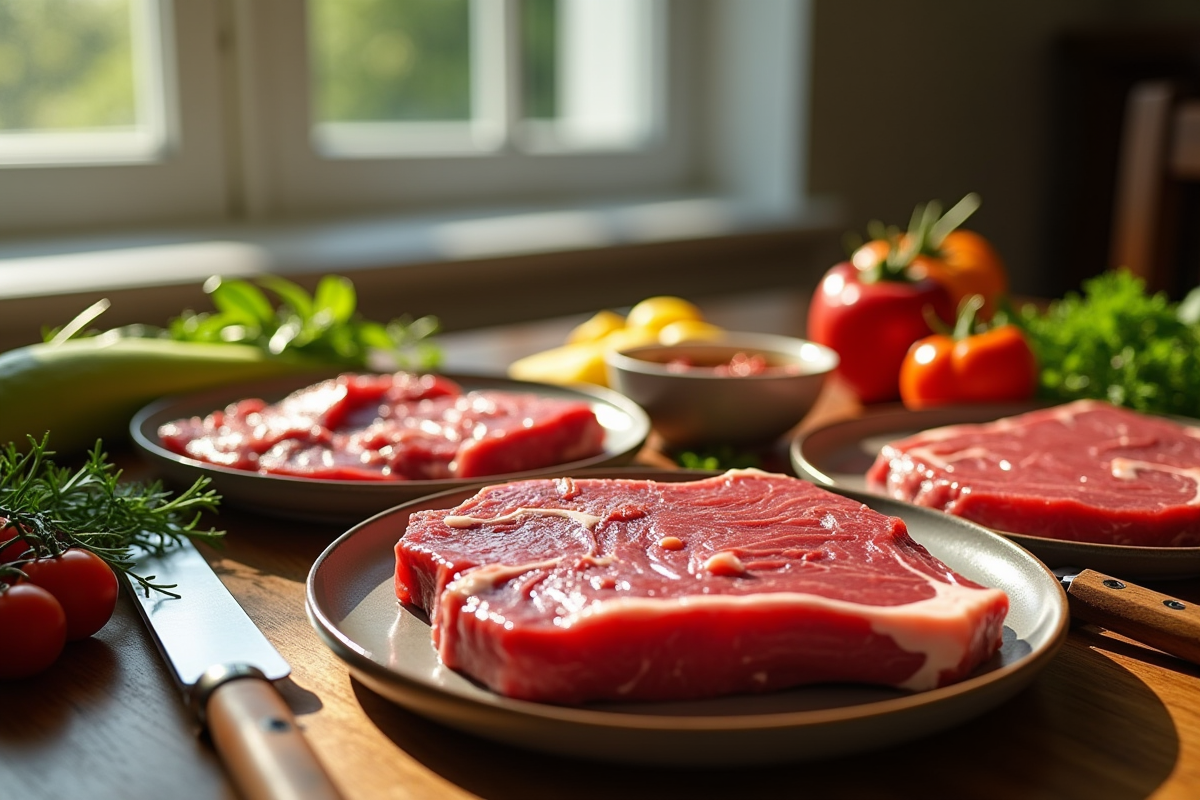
[0,336,329,456]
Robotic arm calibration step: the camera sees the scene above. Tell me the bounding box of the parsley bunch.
[0,436,224,596]
[1017,270,1200,417]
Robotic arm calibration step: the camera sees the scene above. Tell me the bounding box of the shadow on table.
[352,635,1179,800]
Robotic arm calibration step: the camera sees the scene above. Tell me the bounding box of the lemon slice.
[566,309,626,344]
[658,319,726,345]
[624,296,705,332]
[507,342,609,387]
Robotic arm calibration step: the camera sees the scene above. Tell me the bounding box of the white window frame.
[232,0,690,218]
[0,0,231,233]
[0,0,831,351]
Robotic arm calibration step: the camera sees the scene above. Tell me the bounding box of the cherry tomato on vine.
[0,582,67,680]
[0,518,30,562]
[899,295,1038,409]
[22,548,120,640]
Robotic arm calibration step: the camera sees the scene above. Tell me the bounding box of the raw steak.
[394,469,1008,705]
[158,372,607,481]
[865,399,1200,547]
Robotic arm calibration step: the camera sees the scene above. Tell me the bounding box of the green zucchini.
[0,336,329,456]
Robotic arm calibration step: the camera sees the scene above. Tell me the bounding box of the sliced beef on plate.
[157,372,607,481]
[394,469,1009,705]
[866,399,1200,547]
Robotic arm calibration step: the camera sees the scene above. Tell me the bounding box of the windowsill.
[0,194,844,351]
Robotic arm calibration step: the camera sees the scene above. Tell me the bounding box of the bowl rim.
[604,331,839,379]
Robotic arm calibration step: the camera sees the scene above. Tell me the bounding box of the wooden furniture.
[1110,79,1200,297]
[2,290,1200,800]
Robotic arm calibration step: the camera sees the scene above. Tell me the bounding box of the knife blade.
[125,539,343,800]
[1053,566,1200,665]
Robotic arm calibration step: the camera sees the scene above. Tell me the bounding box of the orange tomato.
[909,230,1008,318]
[899,321,1037,410]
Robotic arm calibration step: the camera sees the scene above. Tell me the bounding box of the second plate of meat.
[131,371,651,524]
[790,402,1200,579]
[305,467,1067,766]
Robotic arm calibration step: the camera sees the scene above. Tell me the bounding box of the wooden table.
[2,290,1199,800]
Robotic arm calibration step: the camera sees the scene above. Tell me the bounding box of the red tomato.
[22,548,119,641]
[900,323,1038,409]
[807,261,956,404]
[0,518,29,562]
[0,583,67,680]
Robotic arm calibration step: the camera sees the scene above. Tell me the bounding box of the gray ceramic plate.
[130,373,650,525]
[790,403,1200,580]
[305,468,1067,766]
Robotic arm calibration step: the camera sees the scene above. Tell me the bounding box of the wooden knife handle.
[206,675,344,800]
[1066,569,1200,665]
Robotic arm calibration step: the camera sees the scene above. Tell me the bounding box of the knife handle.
[205,671,344,800]
[1065,569,1200,665]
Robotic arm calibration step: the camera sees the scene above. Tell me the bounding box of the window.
[0,1,825,349]
[307,0,661,157]
[0,0,170,166]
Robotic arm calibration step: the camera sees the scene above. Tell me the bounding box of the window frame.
[0,0,231,233]
[0,0,835,352]
[232,0,692,219]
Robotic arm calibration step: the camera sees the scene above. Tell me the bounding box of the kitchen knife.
[1054,567,1200,665]
[125,538,344,800]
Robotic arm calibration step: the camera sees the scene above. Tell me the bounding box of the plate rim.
[304,467,1069,751]
[789,403,1200,571]
[128,371,651,522]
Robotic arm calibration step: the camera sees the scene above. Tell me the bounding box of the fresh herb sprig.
[1017,270,1200,417]
[43,273,443,372]
[0,436,224,597]
[675,445,763,471]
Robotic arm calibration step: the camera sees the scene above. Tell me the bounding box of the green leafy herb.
[44,273,443,372]
[1017,270,1200,417]
[0,435,224,597]
[675,445,763,471]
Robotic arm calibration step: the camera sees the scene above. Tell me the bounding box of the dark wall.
[806,0,1200,298]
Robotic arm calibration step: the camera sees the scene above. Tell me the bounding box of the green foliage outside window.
[0,0,136,131]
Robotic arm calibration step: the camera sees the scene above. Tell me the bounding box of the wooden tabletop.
[2,290,1199,800]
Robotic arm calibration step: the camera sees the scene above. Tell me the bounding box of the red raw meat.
[865,399,1200,547]
[395,469,1008,705]
[157,372,606,481]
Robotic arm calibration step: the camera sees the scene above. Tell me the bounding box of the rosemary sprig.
[0,435,224,597]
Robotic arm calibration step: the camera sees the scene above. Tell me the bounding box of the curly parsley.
[1016,270,1200,418]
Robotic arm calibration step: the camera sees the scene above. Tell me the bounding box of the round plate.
[130,372,650,525]
[790,403,1200,580]
[305,467,1067,766]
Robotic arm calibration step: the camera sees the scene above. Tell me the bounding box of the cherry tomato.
[0,582,67,679]
[807,261,955,404]
[0,518,29,562]
[21,548,119,640]
[899,298,1038,409]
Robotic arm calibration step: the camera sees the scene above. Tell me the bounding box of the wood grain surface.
[3,290,1199,800]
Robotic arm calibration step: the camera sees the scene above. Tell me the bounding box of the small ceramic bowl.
[604,332,839,450]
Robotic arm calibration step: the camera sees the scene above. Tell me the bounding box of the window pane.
[518,0,659,151]
[308,0,658,158]
[0,0,166,165]
[522,0,557,121]
[309,0,472,124]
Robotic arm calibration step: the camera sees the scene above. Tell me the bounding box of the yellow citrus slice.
[657,319,726,345]
[624,296,705,332]
[565,309,626,345]
[507,342,608,387]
